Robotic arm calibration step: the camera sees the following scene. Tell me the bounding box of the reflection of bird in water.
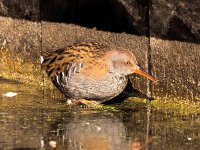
[132,137,153,150]
[41,42,156,104]
[44,112,127,150]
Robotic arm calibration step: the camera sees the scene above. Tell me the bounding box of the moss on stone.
[126,97,200,116]
[0,46,53,88]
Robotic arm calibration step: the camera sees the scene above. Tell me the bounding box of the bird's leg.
[66,98,100,107]
[78,99,100,106]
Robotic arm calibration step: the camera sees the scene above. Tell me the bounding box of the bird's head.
[109,48,157,82]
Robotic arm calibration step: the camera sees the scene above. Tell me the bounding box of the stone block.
[151,38,200,100]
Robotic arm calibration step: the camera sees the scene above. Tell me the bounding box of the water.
[0,79,200,150]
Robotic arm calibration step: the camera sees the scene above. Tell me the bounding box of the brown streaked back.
[41,42,110,78]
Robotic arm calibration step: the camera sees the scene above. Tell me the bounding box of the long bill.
[133,66,157,83]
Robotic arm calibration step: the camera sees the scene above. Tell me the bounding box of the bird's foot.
[66,99,101,108]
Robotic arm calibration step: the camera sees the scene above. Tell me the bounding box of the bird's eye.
[126,61,130,65]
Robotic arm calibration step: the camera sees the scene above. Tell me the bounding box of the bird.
[41,42,156,105]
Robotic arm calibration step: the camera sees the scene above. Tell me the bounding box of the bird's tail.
[40,50,51,64]
[40,55,44,64]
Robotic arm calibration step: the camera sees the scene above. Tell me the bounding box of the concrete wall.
[0,0,199,100]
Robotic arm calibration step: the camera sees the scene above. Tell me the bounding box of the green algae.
[150,97,200,116]
[126,97,200,116]
[0,46,53,88]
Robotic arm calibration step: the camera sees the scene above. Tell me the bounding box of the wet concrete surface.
[0,79,200,150]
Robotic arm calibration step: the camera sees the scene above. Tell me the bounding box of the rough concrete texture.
[0,17,41,61]
[0,16,42,86]
[151,38,200,100]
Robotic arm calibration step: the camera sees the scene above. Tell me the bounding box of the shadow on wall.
[40,0,138,34]
[0,0,199,43]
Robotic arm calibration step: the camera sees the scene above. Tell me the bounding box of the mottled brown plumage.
[41,42,156,103]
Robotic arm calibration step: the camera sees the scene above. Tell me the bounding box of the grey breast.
[67,73,128,102]
[52,62,128,102]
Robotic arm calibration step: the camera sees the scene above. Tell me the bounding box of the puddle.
[0,79,200,150]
